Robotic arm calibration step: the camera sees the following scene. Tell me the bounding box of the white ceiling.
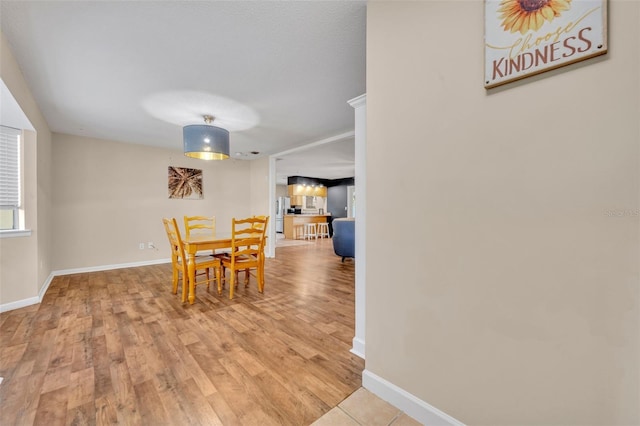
[0,1,364,185]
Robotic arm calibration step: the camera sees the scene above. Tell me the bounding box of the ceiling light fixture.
[183,115,229,160]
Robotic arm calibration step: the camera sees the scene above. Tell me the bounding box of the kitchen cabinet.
[290,194,326,208]
[288,184,327,198]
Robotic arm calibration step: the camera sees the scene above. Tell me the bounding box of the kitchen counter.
[283,214,331,239]
[284,214,332,217]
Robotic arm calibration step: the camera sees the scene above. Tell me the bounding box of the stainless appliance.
[275,196,290,233]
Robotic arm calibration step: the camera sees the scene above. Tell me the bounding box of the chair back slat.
[229,216,269,263]
[184,215,215,238]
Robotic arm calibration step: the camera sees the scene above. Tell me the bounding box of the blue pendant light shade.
[183,116,230,160]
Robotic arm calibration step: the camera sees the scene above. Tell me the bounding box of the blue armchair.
[332,218,355,262]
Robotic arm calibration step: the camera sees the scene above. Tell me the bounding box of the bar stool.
[293,223,305,240]
[303,223,317,240]
[316,222,330,239]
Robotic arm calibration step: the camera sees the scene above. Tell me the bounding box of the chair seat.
[177,255,218,267]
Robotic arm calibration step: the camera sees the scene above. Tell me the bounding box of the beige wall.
[276,184,288,198]
[367,1,639,425]
[52,134,253,271]
[249,157,273,253]
[250,156,271,217]
[0,32,52,306]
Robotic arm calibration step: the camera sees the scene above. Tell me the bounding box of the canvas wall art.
[168,166,203,199]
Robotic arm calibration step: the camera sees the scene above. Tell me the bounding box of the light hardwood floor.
[0,238,363,425]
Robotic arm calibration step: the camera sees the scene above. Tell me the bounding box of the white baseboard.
[362,369,464,426]
[38,272,55,301]
[0,258,171,313]
[351,337,365,359]
[51,258,171,277]
[0,296,39,313]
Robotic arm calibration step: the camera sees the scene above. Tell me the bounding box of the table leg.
[187,252,196,304]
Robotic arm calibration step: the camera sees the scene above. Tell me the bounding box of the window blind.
[0,126,21,208]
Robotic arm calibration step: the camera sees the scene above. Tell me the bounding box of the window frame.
[0,125,29,237]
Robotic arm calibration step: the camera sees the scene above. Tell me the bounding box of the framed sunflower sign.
[484,0,608,88]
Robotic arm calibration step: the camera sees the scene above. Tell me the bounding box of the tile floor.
[311,388,422,426]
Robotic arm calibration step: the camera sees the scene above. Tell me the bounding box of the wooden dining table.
[182,233,232,304]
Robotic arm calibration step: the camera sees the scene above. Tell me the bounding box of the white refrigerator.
[275,197,290,233]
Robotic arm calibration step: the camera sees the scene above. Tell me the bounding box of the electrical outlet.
[139,243,145,250]
[148,242,155,249]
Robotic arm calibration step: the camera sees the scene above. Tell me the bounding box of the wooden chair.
[249,214,268,277]
[228,214,269,285]
[251,215,268,230]
[220,216,269,299]
[162,217,221,302]
[184,215,228,258]
[184,215,215,239]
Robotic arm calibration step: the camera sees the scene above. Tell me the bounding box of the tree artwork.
[168,166,203,199]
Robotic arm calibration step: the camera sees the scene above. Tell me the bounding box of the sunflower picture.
[168,166,203,199]
[485,0,607,88]
[498,0,572,34]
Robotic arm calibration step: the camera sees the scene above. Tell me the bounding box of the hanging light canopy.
[183,115,230,160]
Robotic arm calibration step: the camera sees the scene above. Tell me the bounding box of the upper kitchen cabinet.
[288,184,327,198]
